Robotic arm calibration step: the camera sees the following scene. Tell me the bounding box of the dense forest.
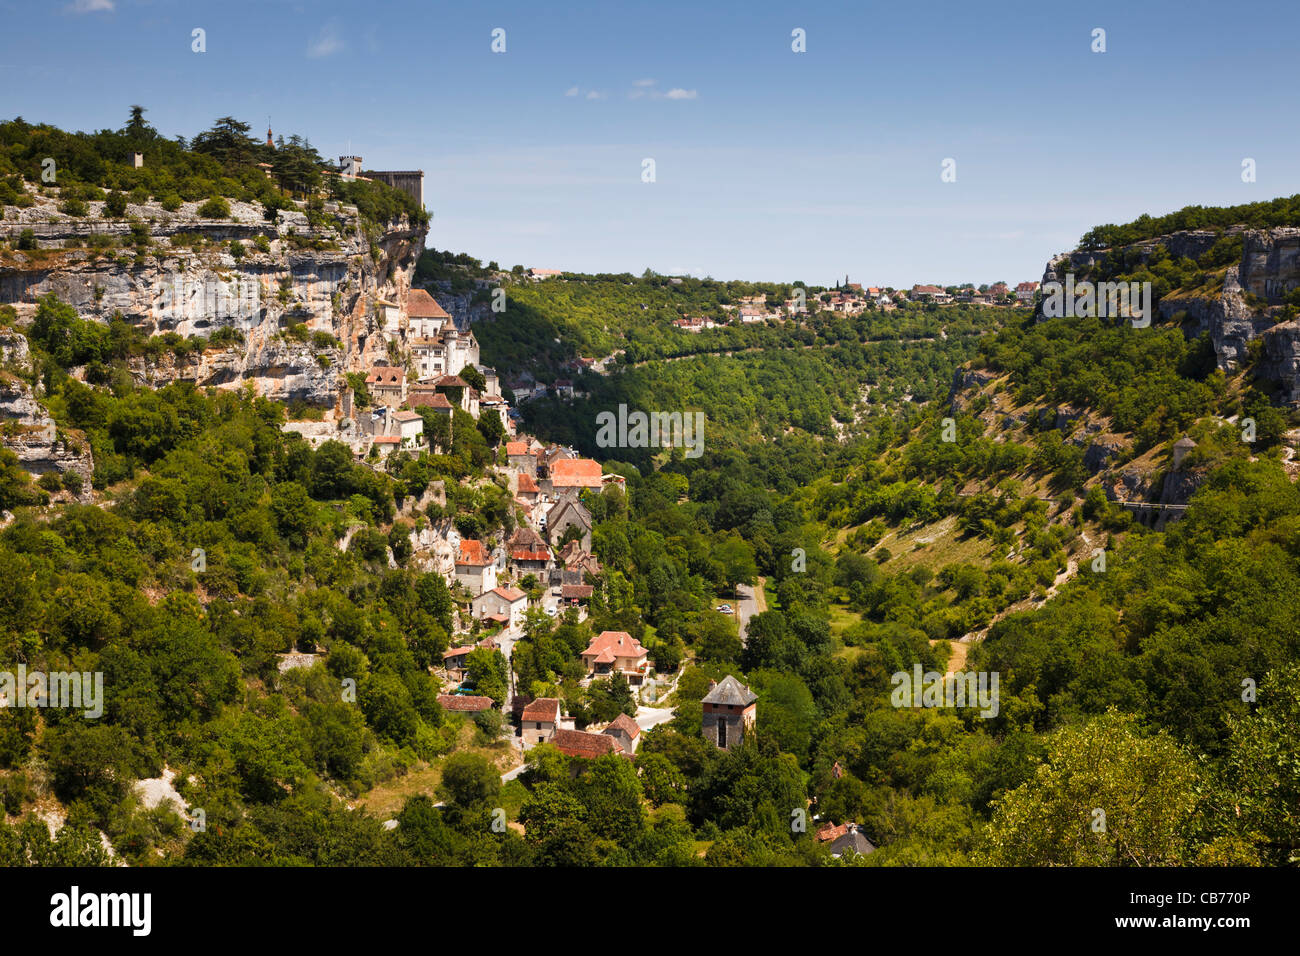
[1077,193,1300,250]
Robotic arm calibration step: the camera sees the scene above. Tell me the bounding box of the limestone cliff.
[1036,225,1300,404]
[0,192,427,408]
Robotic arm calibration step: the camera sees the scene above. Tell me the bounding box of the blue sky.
[3,0,1299,284]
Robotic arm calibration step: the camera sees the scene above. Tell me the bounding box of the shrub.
[17,229,36,251]
[229,240,245,261]
[197,196,230,219]
[102,191,128,217]
[60,198,88,217]
[159,193,183,212]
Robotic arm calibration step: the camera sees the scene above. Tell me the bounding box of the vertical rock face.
[1,196,428,409]
[1037,226,1300,404]
[1259,320,1300,404]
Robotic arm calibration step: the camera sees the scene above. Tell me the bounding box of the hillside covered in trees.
[1,151,1298,867]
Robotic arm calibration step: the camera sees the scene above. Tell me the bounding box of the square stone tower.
[701,675,757,751]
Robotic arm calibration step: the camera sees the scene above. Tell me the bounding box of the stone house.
[507,441,537,477]
[366,365,406,407]
[602,713,640,754]
[520,697,560,746]
[454,539,497,594]
[470,586,527,628]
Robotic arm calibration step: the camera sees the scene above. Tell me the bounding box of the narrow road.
[735,578,764,644]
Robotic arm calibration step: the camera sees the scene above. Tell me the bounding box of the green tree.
[436,752,501,811]
[980,710,1205,866]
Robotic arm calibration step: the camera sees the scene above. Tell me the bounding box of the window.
[718,718,727,748]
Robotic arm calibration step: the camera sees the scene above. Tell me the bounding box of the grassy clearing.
[353,723,515,819]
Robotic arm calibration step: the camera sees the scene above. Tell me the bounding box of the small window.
[718,718,727,748]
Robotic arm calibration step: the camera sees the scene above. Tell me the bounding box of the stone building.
[701,675,757,751]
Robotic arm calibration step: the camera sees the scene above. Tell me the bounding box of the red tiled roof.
[506,441,529,456]
[512,548,551,562]
[480,586,526,602]
[433,374,469,388]
[457,540,491,566]
[438,694,493,712]
[816,822,850,843]
[561,584,593,600]
[407,391,451,409]
[553,728,620,758]
[517,473,539,493]
[521,697,560,723]
[551,458,603,488]
[407,288,451,319]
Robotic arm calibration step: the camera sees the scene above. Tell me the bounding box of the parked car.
[716,604,733,614]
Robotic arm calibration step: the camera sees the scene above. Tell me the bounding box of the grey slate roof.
[832,828,877,858]
[702,675,757,706]
[547,496,592,528]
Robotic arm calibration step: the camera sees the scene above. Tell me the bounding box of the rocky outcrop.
[1083,434,1130,475]
[948,367,997,413]
[0,339,93,499]
[1160,264,1273,370]
[1,192,427,411]
[124,333,343,405]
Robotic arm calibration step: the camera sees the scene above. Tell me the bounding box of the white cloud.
[585,90,605,100]
[68,0,114,12]
[565,86,580,97]
[307,21,344,58]
[629,80,699,101]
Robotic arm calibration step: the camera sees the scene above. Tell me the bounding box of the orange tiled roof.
[551,458,602,488]
[521,697,560,723]
[581,630,646,662]
[457,539,491,566]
